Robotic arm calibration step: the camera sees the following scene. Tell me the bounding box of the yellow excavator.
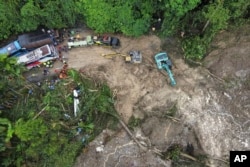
[101,50,142,63]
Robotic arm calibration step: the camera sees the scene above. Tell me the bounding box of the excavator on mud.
[155,52,176,86]
[101,50,142,63]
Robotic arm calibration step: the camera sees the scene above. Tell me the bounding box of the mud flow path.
[67,28,250,167]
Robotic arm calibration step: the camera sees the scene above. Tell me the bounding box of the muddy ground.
[45,26,249,167]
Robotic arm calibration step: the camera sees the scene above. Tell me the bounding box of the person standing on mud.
[43,68,49,75]
[63,45,68,52]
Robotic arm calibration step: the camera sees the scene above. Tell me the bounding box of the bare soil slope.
[68,27,250,167]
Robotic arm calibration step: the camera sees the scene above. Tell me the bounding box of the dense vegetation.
[0,0,249,60]
[0,55,118,166]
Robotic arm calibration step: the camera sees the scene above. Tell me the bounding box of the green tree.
[0,116,14,152]
[14,118,48,142]
[202,1,230,32]
[224,0,250,22]
[19,0,40,31]
[0,54,25,110]
[182,36,207,61]
[0,0,79,40]
[0,0,21,39]
[161,0,201,36]
[0,54,26,166]
[79,0,114,33]
[78,0,154,36]
[181,0,231,61]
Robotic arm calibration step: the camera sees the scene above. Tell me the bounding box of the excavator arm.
[162,63,176,86]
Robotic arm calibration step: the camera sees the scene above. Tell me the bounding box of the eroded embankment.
[70,32,249,167]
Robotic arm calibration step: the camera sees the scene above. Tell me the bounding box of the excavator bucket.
[125,56,132,62]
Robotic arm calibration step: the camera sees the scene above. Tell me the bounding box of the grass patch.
[165,103,178,117]
[161,144,181,162]
[128,115,142,129]
[243,78,250,89]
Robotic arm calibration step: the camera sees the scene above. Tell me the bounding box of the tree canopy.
[0,0,78,39]
[0,0,249,60]
[0,56,118,166]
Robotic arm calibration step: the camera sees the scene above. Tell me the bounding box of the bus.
[16,44,58,68]
[0,40,22,56]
